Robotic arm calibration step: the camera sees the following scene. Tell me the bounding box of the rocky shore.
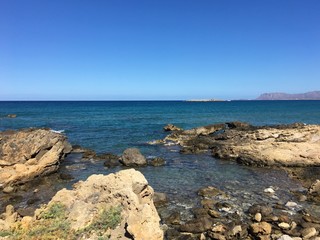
[1,125,320,239]
[160,122,320,167]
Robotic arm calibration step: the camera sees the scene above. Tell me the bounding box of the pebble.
[264,187,275,194]
[278,222,291,230]
[232,225,242,236]
[255,212,262,222]
[277,235,293,240]
[285,201,298,208]
[291,221,297,230]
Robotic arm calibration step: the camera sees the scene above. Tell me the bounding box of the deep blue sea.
[1,100,320,218]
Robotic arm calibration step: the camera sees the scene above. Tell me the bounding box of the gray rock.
[120,148,147,167]
[148,157,166,167]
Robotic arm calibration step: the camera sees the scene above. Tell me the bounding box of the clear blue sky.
[1,0,319,100]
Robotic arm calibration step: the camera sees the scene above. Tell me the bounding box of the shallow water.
[1,101,320,218]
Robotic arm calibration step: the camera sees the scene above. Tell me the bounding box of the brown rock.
[164,124,182,132]
[0,129,72,188]
[153,192,168,207]
[166,212,181,225]
[120,148,147,167]
[198,186,224,198]
[148,157,166,167]
[179,217,213,233]
[250,222,272,235]
[301,227,317,239]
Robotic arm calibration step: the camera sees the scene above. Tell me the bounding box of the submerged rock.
[148,157,166,167]
[120,148,147,167]
[0,128,72,189]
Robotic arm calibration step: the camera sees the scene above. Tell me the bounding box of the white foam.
[50,129,65,134]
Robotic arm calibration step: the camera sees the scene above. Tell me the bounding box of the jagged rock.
[0,128,72,188]
[164,124,182,132]
[120,148,147,167]
[21,169,162,239]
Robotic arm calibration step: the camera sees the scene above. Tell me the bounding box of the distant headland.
[256,91,320,100]
[186,99,226,102]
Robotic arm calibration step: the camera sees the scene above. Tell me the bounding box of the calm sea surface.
[1,100,320,217]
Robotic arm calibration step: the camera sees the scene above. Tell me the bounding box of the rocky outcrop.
[256,91,320,100]
[0,128,72,189]
[163,124,182,132]
[0,169,163,240]
[120,148,147,167]
[161,122,320,167]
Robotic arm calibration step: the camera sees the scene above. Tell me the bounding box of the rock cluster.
[0,169,163,240]
[164,185,320,240]
[0,128,72,190]
[162,122,320,167]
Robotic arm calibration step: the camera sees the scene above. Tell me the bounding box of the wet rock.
[208,209,221,218]
[26,197,41,205]
[148,157,166,167]
[7,114,17,118]
[179,217,213,233]
[226,121,250,129]
[285,201,298,208]
[198,186,224,198]
[164,124,182,132]
[100,153,121,167]
[248,204,273,217]
[301,227,317,239]
[59,173,74,180]
[264,187,276,194]
[192,208,209,218]
[201,199,216,209]
[309,179,320,195]
[166,212,181,225]
[120,148,147,167]
[165,228,181,239]
[153,192,168,207]
[250,222,272,235]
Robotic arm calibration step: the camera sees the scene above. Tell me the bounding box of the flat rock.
[161,122,320,167]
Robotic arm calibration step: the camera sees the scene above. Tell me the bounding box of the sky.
[0,0,320,100]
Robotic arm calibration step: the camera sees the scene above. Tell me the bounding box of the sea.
[1,100,320,219]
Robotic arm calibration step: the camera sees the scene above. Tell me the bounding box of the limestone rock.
[250,222,272,235]
[301,227,317,239]
[309,179,320,195]
[0,128,72,188]
[120,148,147,167]
[36,169,163,239]
[162,122,320,167]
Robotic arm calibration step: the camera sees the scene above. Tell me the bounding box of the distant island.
[186,99,226,102]
[256,91,320,100]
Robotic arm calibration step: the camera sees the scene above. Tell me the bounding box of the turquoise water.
[1,100,320,218]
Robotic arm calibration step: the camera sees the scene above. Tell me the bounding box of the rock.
[248,204,273,217]
[208,209,221,218]
[231,225,242,236]
[99,153,121,167]
[166,212,181,225]
[264,187,275,194]
[0,205,18,231]
[179,217,213,233]
[148,157,166,167]
[278,222,291,230]
[120,148,147,167]
[16,207,35,217]
[7,114,17,118]
[59,173,74,180]
[309,179,320,195]
[285,201,298,208]
[2,186,15,193]
[301,227,317,239]
[278,235,293,240]
[162,122,320,167]
[211,224,227,233]
[250,222,272,235]
[0,128,72,188]
[29,169,163,239]
[207,232,226,240]
[164,124,182,132]
[255,213,262,222]
[153,192,168,207]
[198,186,224,198]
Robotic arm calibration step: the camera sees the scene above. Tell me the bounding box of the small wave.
[50,129,65,134]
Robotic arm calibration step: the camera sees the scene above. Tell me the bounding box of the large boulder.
[0,128,72,189]
[2,169,163,239]
[120,148,147,167]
